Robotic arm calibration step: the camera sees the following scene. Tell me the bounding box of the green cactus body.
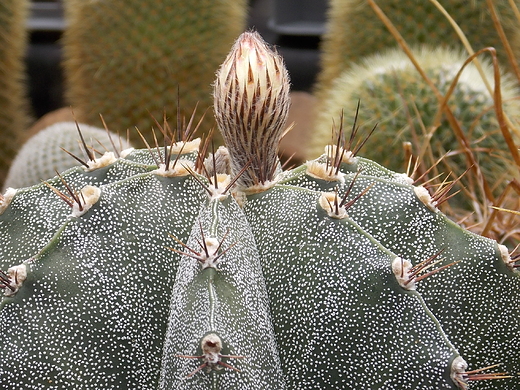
[0,0,30,185]
[275,154,520,385]
[309,47,520,194]
[0,31,518,390]
[2,142,519,389]
[62,0,247,143]
[316,0,520,99]
[160,197,284,389]
[243,184,459,389]
[0,149,207,388]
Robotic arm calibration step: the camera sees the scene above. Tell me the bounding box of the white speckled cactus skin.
[0,32,518,389]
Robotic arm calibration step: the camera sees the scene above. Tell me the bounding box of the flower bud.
[213,31,290,190]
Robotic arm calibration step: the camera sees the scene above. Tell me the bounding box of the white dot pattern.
[244,186,456,389]
[0,159,151,265]
[160,197,284,389]
[276,155,520,389]
[0,149,517,390]
[0,172,205,389]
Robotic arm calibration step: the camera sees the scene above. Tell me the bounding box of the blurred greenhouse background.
[26,0,326,119]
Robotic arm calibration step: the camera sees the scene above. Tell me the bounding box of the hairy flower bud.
[213,31,290,190]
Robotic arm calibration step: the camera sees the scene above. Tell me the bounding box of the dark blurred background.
[27,0,328,120]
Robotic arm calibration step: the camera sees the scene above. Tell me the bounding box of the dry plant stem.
[409,103,441,184]
[509,0,520,24]
[458,47,520,169]
[428,0,494,94]
[430,0,520,166]
[486,0,520,81]
[367,0,494,202]
[486,48,520,168]
[435,48,493,130]
[497,207,520,216]
[481,179,520,237]
[433,48,516,205]
[366,0,438,98]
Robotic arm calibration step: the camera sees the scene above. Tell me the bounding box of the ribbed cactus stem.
[0,30,518,390]
[213,31,291,191]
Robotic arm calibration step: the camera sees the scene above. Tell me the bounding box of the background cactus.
[308,47,520,190]
[3,121,133,190]
[0,31,518,390]
[0,0,31,186]
[62,0,247,144]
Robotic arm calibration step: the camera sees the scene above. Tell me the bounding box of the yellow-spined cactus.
[0,0,30,185]
[62,0,247,144]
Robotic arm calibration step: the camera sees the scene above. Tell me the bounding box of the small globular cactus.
[0,31,518,390]
[3,121,133,190]
[308,46,520,185]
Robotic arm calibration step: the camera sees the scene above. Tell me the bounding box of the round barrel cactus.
[0,0,30,185]
[62,0,247,145]
[0,31,518,390]
[308,46,520,183]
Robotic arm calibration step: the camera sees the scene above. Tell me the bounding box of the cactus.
[3,121,133,190]
[62,0,247,144]
[316,0,520,99]
[0,31,519,390]
[308,46,520,191]
[0,0,30,186]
